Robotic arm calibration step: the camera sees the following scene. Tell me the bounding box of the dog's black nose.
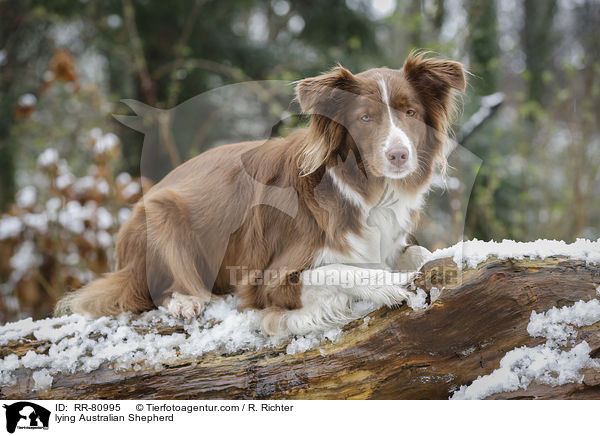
[386,147,409,167]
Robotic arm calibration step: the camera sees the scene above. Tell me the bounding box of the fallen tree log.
[1,255,600,400]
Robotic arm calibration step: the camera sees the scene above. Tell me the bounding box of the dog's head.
[295,51,466,186]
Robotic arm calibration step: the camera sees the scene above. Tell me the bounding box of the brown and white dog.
[56,52,466,335]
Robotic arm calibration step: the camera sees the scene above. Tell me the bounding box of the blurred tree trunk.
[0,7,24,209]
[466,0,499,95]
[522,0,557,104]
[463,0,501,241]
[432,0,446,37]
[407,1,423,47]
[570,0,600,237]
[122,0,157,107]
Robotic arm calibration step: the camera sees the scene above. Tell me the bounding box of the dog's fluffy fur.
[56,52,466,335]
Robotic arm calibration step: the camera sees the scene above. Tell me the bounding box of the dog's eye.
[406,109,416,117]
[360,114,372,122]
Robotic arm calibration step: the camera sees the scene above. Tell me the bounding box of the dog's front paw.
[393,245,432,272]
[165,292,209,320]
[376,284,413,307]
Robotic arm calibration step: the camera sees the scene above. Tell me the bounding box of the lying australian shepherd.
[56,52,466,335]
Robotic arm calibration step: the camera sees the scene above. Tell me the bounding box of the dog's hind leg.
[145,189,213,319]
[261,287,356,336]
[261,264,417,336]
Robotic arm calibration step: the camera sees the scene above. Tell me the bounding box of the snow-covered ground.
[0,296,371,391]
[451,299,600,399]
[439,238,600,399]
[426,238,600,270]
[0,238,598,394]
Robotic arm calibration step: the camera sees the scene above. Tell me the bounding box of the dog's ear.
[403,52,466,96]
[295,66,358,115]
[403,51,467,175]
[403,52,466,126]
[295,66,358,175]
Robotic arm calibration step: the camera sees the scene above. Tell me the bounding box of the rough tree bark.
[1,255,599,400]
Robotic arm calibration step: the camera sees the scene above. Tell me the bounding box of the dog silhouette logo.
[2,402,50,433]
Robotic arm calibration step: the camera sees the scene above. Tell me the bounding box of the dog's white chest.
[314,177,426,267]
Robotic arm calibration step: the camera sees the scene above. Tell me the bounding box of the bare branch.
[122,0,157,106]
[458,92,504,144]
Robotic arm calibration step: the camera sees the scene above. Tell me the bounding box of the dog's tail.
[55,266,154,317]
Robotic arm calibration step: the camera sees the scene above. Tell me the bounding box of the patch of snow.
[83,229,97,245]
[37,148,59,169]
[32,369,53,391]
[96,230,112,248]
[0,355,19,385]
[94,132,119,154]
[406,287,428,310]
[89,127,102,139]
[9,241,42,283]
[286,328,341,355]
[0,296,353,390]
[64,252,80,266]
[73,176,95,195]
[459,345,477,357]
[2,296,19,314]
[96,178,110,195]
[96,207,113,230]
[55,173,75,190]
[58,201,96,234]
[116,172,132,187]
[451,299,600,400]
[430,287,441,303]
[107,14,122,29]
[42,70,54,82]
[121,181,140,199]
[426,239,600,270]
[118,208,131,224]
[18,93,37,107]
[16,186,36,209]
[45,198,62,221]
[0,216,23,240]
[22,213,48,233]
[527,299,600,346]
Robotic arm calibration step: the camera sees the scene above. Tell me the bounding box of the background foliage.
[0,0,598,322]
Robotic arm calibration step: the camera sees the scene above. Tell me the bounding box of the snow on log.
[1,239,600,399]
